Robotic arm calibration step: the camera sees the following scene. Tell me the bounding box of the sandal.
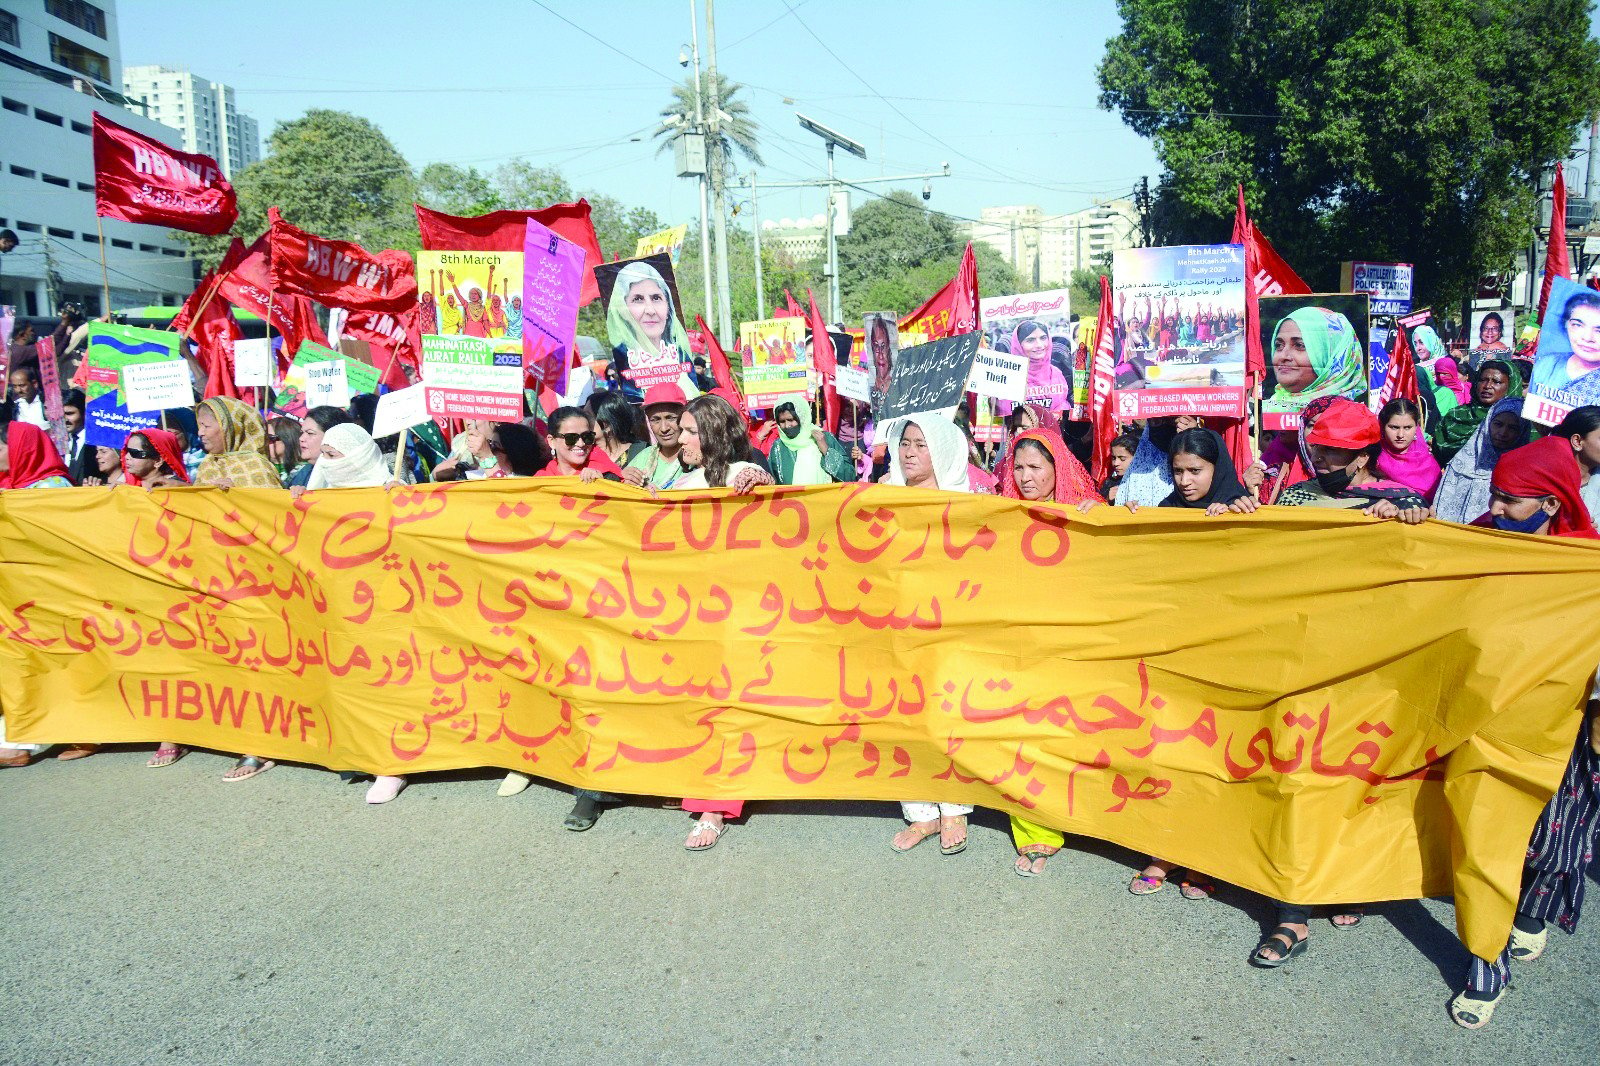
[1449,988,1502,1029]
[1014,850,1050,878]
[564,793,603,832]
[56,744,98,761]
[891,821,940,853]
[1250,925,1309,969]
[1509,922,1548,961]
[1331,907,1365,929]
[939,815,968,855]
[1179,875,1217,901]
[222,756,274,782]
[683,817,726,851]
[147,745,188,768]
[1129,872,1167,896]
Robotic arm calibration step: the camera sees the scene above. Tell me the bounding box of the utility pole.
[688,1,715,336]
[41,237,62,314]
[749,172,764,319]
[1134,176,1153,248]
[705,0,734,346]
[1589,118,1598,199]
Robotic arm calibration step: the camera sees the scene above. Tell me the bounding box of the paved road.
[1,746,1595,1065]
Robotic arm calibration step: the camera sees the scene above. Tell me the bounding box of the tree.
[1068,268,1103,314]
[655,72,763,186]
[181,110,417,267]
[1098,0,1600,307]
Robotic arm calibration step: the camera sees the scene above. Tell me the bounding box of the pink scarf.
[1431,356,1471,404]
[1375,433,1442,503]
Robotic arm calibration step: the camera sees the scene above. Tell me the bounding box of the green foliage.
[1097,0,1600,307]
[654,72,763,187]
[1069,268,1103,313]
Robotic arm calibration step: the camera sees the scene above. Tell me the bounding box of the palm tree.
[655,72,763,183]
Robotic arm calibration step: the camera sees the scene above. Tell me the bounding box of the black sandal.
[1250,925,1309,968]
[563,793,602,832]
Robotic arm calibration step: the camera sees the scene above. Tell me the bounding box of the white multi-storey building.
[0,0,196,319]
[970,199,1142,288]
[122,65,259,177]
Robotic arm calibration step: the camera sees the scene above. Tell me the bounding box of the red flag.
[192,299,249,403]
[267,207,417,314]
[1377,322,1419,407]
[92,112,237,235]
[1232,185,1310,390]
[415,201,605,306]
[696,314,740,401]
[1087,275,1118,482]
[899,242,980,338]
[774,290,804,319]
[805,289,840,433]
[342,307,419,389]
[215,233,327,368]
[1539,162,1573,322]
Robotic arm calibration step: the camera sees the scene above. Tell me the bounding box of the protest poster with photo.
[979,288,1074,413]
[421,334,524,422]
[82,323,171,447]
[738,316,809,410]
[416,249,524,353]
[596,253,694,391]
[521,218,586,391]
[1342,261,1414,316]
[633,224,688,265]
[860,312,900,410]
[1111,245,1247,420]
[277,341,380,417]
[1466,308,1514,370]
[1257,293,1370,431]
[876,332,983,422]
[1525,276,1600,426]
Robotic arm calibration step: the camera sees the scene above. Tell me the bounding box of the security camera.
[678,49,690,67]
[922,181,932,201]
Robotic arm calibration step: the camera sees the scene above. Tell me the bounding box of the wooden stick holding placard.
[393,428,408,481]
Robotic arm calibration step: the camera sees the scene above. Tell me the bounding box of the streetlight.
[797,113,866,322]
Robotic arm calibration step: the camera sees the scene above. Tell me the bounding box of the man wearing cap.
[1276,398,1429,522]
[623,382,690,490]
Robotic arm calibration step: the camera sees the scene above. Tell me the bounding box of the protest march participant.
[587,389,648,469]
[120,430,190,489]
[1267,306,1366,413]
[349,394,417,485]
[0,421,75,766]
[483,422,545,478]
[1434,360,1521,464]
[675,394,775,849]
[1450,436,1600,1029]
[6,365,48,429]
[1275,399,1429,520]
[769,399,853,486]
[289,406,354,490]
[1551,405,1600,524]
[607,260,692,403]
[162,408,204,481]
[1157,428,1258,515]
[78,445,125,487]
[883,413,978,857]
[432,419,497,482]
[1117,415,1204,508]
[995,427,1102,875]
[1414,325,1470,406]
[1531,286,1600,405]
[622,383,689,490]
[193,396,281,492]
[1008,321,1070,415]
[60,388,86,472]
[1434,397,1530,525]
[1101,431,1139,503]
[1374,398,1441,504]
[267,417,302,486]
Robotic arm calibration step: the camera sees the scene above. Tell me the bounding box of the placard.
[1258,293,1370,431]
[416,249,523,346]
[1112,245,1247,420]
[835,365,872,404]
[371,383,432,439]
[122,359,195,413]
[1526,275,1600,425]
[860,312,900,410]
[876,332,983,422]
[979,288,1074,411]
[522,217,585,390]
[421,334,524,422]
[303,361,351,409]
[597,253,693,396]
[739,316,810,410]
[1342,261,1414,316]
[633,224,688,264]
[278,341,381,417]
[233,338,273,387]
[82,323,173,448]
[965,346,1028,402]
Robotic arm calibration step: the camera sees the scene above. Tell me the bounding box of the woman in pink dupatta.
[1375,397,1442,503]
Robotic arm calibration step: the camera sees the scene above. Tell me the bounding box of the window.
[162,248,185,258]
[75,181,92,192]
[9,165,36,178]
[1,98,27,115]
[17,221,41,233]
[47,227,73,239]
[48,33,110,84]
[71,120,90,134]
[110,238,132,249]
[138,243,158,252]
[34,109,64,126]
[0,11,18,48]
[42,174,69,187]
[45,0,107,39]
[81,232,98,243]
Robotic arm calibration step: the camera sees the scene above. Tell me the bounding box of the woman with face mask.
[769,399,854,486]
[1450,436,1600,1028]
[1276,399,1430,521]
[1433,397,1531,525]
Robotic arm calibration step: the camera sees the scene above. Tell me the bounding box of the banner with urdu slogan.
[2,484,1599,960]
[82,323,177,448]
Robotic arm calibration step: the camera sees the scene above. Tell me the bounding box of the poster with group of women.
[1111,245,1248,419]
[739,316,809,410]
[1258,293,1371,431]
[416,251,523,350]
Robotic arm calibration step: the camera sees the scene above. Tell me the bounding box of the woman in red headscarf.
[120,429,191,488]
[1452,436,1600,1029]
[995,427,1101,875]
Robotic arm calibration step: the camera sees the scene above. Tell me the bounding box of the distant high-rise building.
[970,200,1142,289]
[0,0,196,317]
[122,65,259,177]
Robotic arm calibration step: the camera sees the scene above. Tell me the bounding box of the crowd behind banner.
[1,175,1598,1034]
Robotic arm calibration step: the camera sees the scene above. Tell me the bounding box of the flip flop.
[890,822,940,853]
[1331,909,1364,929]
[683,819,726,851]
[1014,851,1049,878]
[1250,925,1309,969]
[56,745,98,761]
[938,815,967,856]
[1129,873,1167,896]
[222,756,274,782]
[147,745,188,768]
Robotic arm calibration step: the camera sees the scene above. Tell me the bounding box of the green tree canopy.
[1098,0,1600,307]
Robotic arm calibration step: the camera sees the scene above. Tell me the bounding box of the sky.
[117,0,1163,230]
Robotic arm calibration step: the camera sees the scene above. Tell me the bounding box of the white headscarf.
[885,413,971,493]
[308,423,391,489]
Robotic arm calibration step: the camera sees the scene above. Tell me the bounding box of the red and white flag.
[1539,162,1573,323]
[93,112,237,235]
[213,234,327,368]
[805,288,840,433]
[1087,275,1118,482]
[267,208,417,314]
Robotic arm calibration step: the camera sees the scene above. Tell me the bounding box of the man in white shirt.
[7,366,49,429]
[61,388,87,471]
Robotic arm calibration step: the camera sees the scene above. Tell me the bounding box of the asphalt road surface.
[1,746,1595,1065]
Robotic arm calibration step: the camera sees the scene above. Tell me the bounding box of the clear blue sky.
[119,0,1162,229]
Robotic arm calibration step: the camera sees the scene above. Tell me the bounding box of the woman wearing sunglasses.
[120,430,191,489]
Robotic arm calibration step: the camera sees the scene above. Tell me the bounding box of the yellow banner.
[633,224,688,264]
[3,483,1598,960]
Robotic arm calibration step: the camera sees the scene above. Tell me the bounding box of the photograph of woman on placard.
[598,254,693,403]
[1260,296,1369,426]
[864,312,899,411]
[1530,278,1600,412]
